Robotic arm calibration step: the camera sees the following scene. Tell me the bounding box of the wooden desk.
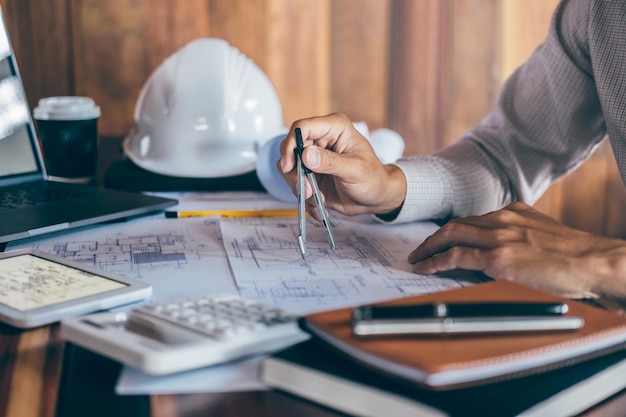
[1,323,626,417]
[0,323,342,417]
[1,139,626,416]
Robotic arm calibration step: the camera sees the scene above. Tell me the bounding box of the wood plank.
[41,325,64,417]
[388,0,446,155]
[330,0,391,130]
[266,0,331,125]
[208,0,264,67]
[0,325,21,417]
[559,141,612,234]
[440,0,500,145]
[601,149,626,238]
[150,395,179,417]
[0,0,72,105]
[72,0,154,137]
[4,327,51,417]
[500,0,559,79]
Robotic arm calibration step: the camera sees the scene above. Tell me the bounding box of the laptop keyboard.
[0,183,89,210]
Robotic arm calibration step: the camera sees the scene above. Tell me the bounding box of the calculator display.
[0,254,126,311]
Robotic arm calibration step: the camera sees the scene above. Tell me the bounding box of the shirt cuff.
[374,156,453,224]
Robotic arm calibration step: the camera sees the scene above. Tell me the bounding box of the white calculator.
[61,293,309,375]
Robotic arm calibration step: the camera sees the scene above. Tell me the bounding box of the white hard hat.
[123,38,286,178]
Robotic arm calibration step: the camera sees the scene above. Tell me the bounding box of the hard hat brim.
[123,133,257,178]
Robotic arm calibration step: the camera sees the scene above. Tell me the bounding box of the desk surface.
[2,323,626,417]
[0,322,341,417]
[2,138,626,417]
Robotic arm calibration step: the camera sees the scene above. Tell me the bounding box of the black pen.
[352,301,569,321]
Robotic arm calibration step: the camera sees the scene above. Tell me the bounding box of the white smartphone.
[0,248,151,328]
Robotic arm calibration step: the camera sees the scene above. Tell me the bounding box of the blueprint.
[220,215,483,315]
[7,216,237,302]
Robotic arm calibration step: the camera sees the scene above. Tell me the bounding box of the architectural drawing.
[220,216,484,314]
[8,217,238,301]
[41,228,203,278]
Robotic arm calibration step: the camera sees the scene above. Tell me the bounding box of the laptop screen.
[0,12,44,182]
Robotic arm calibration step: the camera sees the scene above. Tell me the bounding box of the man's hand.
[279,113,406,220]
[409,202,626,304]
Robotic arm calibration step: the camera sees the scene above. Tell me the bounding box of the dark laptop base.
[0,179,176,243]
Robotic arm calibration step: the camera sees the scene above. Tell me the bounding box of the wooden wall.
[2,0,625,237]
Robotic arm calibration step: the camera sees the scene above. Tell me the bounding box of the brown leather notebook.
[302,280,626,390]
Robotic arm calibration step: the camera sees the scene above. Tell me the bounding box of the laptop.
[0,8,176,244]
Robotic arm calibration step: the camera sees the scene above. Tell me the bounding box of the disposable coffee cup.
[33,96,101,183]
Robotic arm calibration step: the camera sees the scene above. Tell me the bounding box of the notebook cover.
[262,339,626,417]
[302,280,626,390]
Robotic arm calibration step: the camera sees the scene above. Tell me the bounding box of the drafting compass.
[294,127,336,258]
